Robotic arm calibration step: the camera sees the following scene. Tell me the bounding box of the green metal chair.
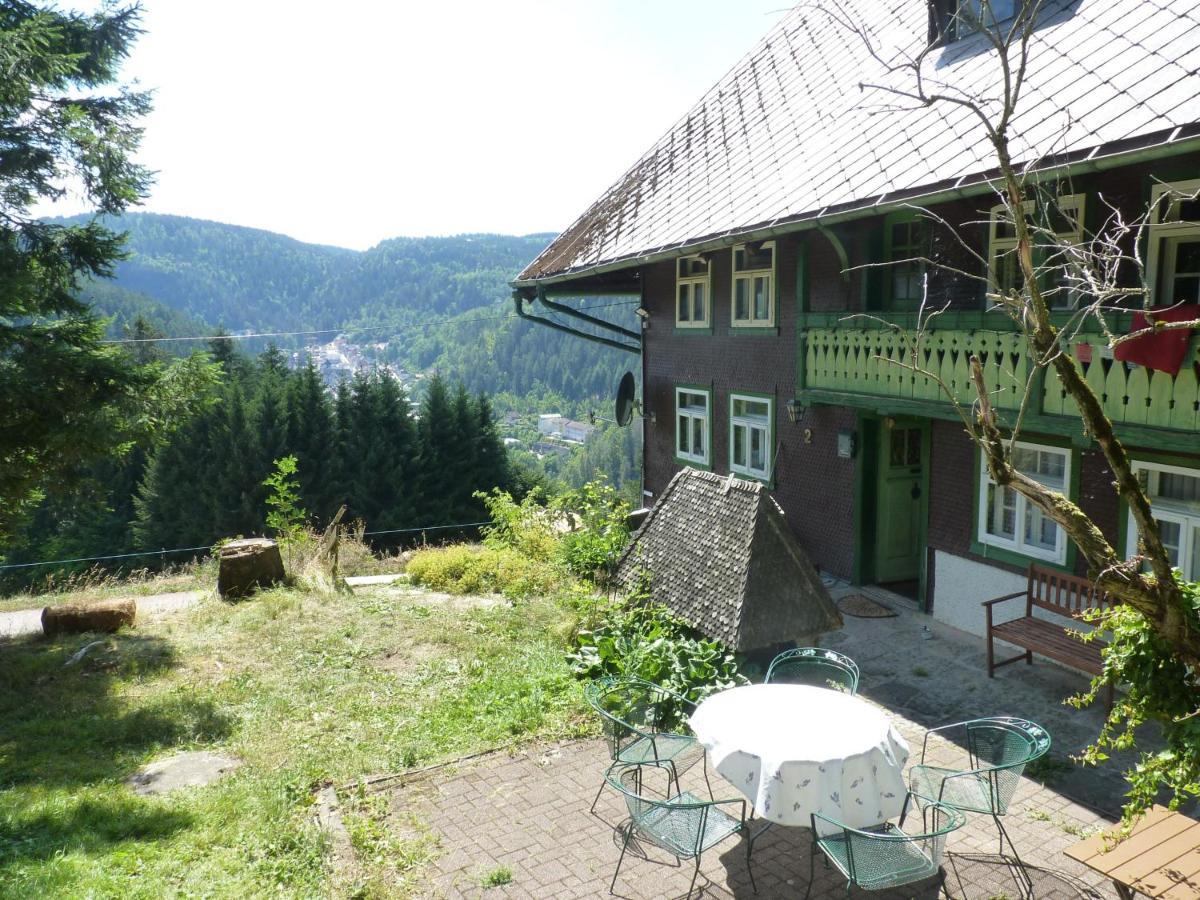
[806,795,965,897]
[908,717,1050,895]
[764,647,860,694]
[584,676,709,812]
[606,762,756,897]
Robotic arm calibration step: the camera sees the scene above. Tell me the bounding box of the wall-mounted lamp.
[635,307,650,330]
[785,398,806,424]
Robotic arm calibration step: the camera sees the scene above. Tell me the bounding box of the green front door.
[874,420,925,584]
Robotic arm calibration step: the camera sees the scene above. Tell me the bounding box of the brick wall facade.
[641,235,860,579]
[635,156,1200,593]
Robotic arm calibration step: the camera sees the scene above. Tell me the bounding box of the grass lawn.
[0,579,591,898]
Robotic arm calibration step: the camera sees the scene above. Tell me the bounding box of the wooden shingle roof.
[517,0,1200,285]
[614,468,842,652]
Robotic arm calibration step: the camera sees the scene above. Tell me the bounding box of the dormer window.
[676,255,711,328]
[931,0,1016,41]
[732,241,775,328]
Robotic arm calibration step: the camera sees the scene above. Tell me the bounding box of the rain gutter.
[511,131,1200,293]
[512,291,640,355]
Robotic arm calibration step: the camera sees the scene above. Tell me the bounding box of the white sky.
[51,1,789,250]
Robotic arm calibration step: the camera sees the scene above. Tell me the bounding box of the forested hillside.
[82,280,210,340]
[69,213,638,405]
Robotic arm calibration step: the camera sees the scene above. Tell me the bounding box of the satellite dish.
[614,371,637,427]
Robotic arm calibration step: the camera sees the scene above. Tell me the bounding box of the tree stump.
[217,538,286,600]
[42,599,136,637]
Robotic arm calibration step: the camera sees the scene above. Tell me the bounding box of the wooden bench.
[983,563,1116,708]
[1065,804,1200,898]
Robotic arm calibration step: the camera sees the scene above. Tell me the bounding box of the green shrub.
[1073,572,1200,823]
[475,487,559,562]
[406,544,560,599]
[554,479,631,582]
[568,595,746,727]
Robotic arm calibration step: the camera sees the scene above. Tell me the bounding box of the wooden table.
[1064,805,1200,899]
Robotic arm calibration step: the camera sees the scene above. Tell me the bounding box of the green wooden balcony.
[799,321,1200,449]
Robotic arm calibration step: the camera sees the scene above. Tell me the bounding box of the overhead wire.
[98,298,641,345]
[0,520,495,571]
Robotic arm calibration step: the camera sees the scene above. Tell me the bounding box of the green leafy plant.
[1071,572,1200,825]
[554,478,631,583]
[569,593,746,727]
[481,866,513,888]
[475,487,558,562]
[263,455,308,543]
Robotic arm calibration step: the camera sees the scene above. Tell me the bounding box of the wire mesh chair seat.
[909,765,995,813]
[584,676,709,811]
[908,717,1050,894]
[807,796,965,896]
[764,647,860,694]
[615,730,698,766]
[606,762,756,897]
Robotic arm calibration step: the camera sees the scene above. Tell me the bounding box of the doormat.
[838,594,898,618]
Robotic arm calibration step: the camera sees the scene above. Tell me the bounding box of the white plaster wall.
[930,550,1091,639]
[931,550,1026,637]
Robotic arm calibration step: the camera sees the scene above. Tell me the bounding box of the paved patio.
[386,596,1142,898]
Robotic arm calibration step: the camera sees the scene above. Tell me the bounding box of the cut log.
[217,538,285,600]
[42,599,136,637]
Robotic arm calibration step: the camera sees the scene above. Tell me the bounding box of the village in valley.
[2,2,1200,899]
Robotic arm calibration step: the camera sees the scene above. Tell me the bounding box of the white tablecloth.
[689,683,910,828]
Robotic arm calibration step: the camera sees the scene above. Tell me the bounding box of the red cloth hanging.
[1112,304,1200,375]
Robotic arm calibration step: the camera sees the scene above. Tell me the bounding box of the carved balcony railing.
[802,325,1200,435]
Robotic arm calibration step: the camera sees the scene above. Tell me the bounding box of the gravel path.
[0,590,205,640]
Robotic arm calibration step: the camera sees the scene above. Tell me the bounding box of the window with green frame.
[729,393,773,481]
[987,194,1085,310]
[732,242,775,327]
[676,256,711,328]
[977,442,1071,564]
[1127,460,1200,582]
[1146,179,1200,306]
[675,387,710,467]
[885,216,929,310]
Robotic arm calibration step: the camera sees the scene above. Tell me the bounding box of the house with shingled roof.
[512,0,1200,642]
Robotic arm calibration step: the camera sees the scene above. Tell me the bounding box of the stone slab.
[344,574,407,587]
[127,750,241,795]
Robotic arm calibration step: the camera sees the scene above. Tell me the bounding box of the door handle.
[910,483,922,500]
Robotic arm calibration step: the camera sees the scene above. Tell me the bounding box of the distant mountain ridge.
[57,212,554,332]
[57,213,635,403]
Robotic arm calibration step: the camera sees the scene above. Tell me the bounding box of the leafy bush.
[406,544,560,599]
[1073,572,1200,823]
[475,487,558,562]
[568,595,746,723]
[554,479,631,582]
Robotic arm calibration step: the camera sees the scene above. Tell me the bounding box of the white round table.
[689,683,910,828]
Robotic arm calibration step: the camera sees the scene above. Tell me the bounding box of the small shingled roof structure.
[515,0,1200,287]
[614,468,842,652]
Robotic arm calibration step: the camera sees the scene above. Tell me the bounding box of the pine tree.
[474,393,510,498]
[415,374,456,524]
[0,3,154,541]
[211,386,263,537]
[286,360,341,522]
[251,353,291,500]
